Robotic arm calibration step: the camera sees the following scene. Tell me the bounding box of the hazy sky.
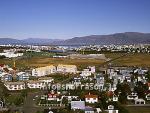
[0,0,150,39]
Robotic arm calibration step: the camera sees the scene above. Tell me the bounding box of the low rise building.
[127,93,138,100]
[71,101,85,110]
[32,65,56,77]
[85,93,98,103]
[57,64,77,74]
[38,77,54,84]
[16,72,29,81]
[80,69,92,79]
[0,100,4,108]
[106,105,118,113]
[1,73,13,82]
[135,99,145,105]
[27,80,45,89]
[4,82,25,90]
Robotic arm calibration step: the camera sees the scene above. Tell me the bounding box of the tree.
[134,81,148,98]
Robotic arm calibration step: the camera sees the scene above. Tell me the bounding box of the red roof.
[0,64,4,67]
[107,91,114,97]
[85,93,98,99]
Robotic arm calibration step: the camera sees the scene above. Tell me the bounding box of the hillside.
[56,32,150,45]
[0,32,150,45]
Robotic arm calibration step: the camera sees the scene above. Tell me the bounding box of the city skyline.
[0,0,150,39]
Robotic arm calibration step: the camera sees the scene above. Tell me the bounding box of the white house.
[38,77,54,84]
[113,95,118,102]
[4,82,26,90]
[127,93,138,100]
[0,52,23,58]
[145,93,150,100]
[85,93,98,103]
[27,80,45,89]
[80,69,92,78]
[106,105,118,113]
[57,64,77,74]
[32,65,56,77]
[134,99,145,105]
[0,100,4,108]
[88,66,95,73]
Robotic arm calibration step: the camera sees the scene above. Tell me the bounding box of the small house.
[85,93,98,103]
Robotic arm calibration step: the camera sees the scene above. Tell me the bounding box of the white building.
[88,66,95,73]
[135,99,145,105]
[27,80,45,89]
[38,77,54,84]
[0,100,4,108]
[106,105,118,113]
[32,65,56,77]
[0,52,23,58]
[4,82,26,90]
[85,93,98,103]
[127,93,138,100]
[57,64,77,74]
[145,94,150,100]
[80,69,92,78]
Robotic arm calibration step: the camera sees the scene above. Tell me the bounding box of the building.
[4,82,26,90]
[88,66,95,73]
[95,73,105,84]
[80,69,92,79]
[71,101,85,110]
[134,99,145,105]
[1,73,13,82]
[32,65,56,77]
[113,95,118,102]
[16,72,29,81]
[38,77,54,84]
[85,107,94,113]
[145,94,150,100]
[27,80,45,89]
[73,77,81,86]
[85,93,98,103]
[57,64,77,74]
[47,91,60,101]
[127,93,138,100]
[0,100,4,108]
[0,52,23,58]
[106,105,118,113]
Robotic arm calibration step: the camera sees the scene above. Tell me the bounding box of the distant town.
[0,44,150,113]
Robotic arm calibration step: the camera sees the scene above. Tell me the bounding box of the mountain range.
[0,32,150,45]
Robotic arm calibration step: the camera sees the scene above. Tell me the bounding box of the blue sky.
[0,0,150,39]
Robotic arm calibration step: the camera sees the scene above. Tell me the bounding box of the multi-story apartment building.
[32,65,56,77]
